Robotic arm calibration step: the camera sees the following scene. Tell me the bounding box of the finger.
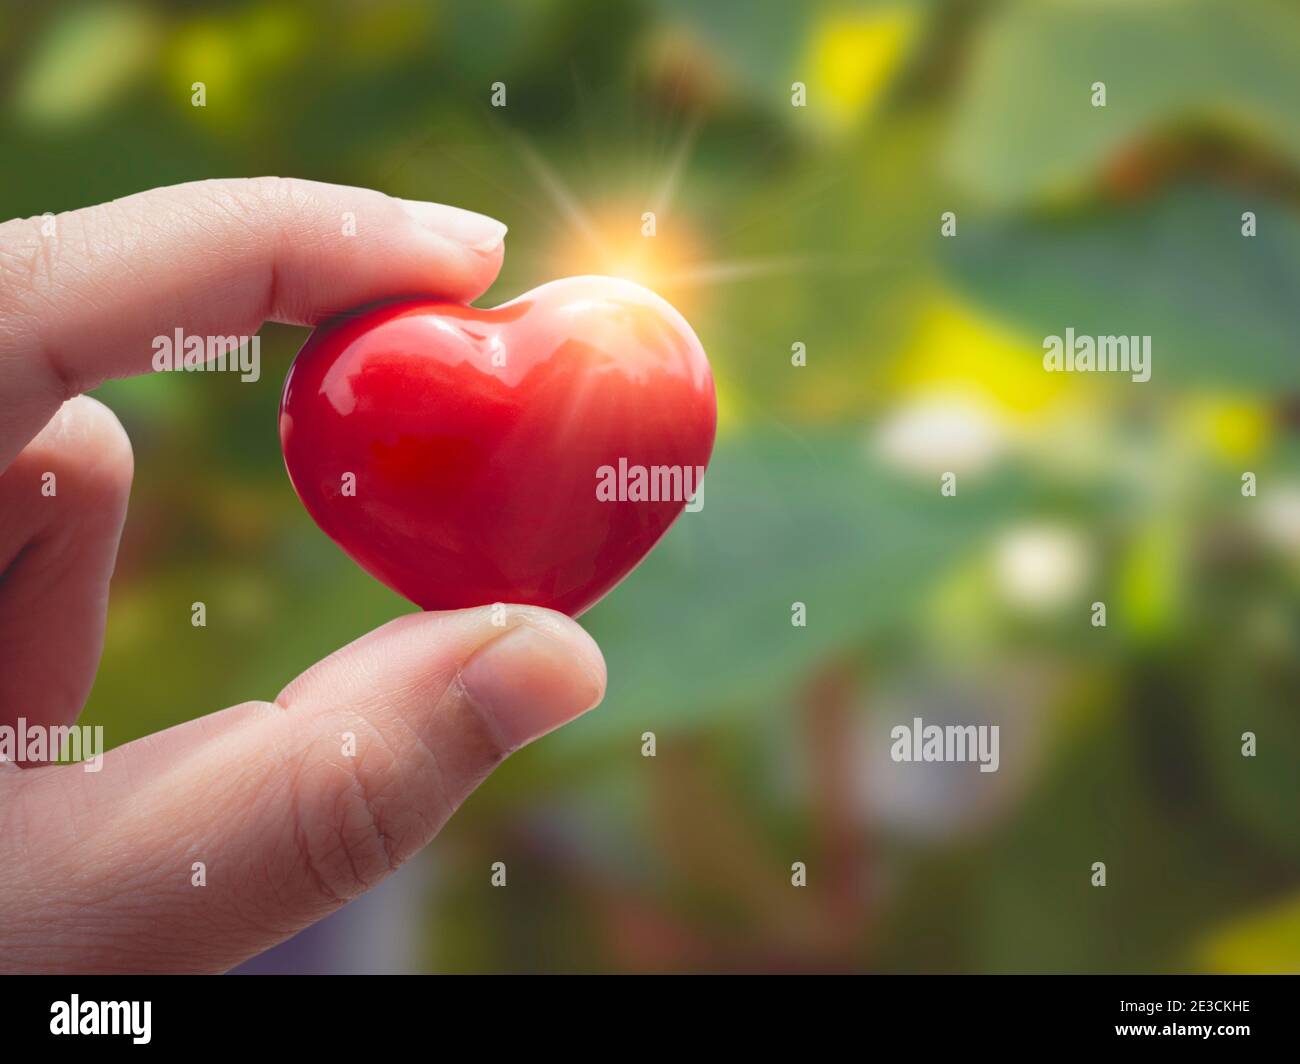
[0,605,604,974]
[0,396,132,732]
[0,177,508,468]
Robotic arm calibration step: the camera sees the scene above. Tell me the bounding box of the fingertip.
[278,603,606,756]
[458,608,607,751]
[397,200,508,253]
[407,223,506,306]
[493,605,607,698]
[380,195,507,306]
[21,395,134,499]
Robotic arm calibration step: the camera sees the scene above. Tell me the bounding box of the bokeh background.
[3,0,1298,973]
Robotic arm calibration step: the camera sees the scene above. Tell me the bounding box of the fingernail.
[399,199,507,252]
[459,622,605,750]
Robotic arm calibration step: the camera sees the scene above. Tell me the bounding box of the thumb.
[0,606,604,974]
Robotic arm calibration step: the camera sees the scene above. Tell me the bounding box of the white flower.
[872,395,1007,476]
[1255,484,1300,556]
[994,523,1089,612]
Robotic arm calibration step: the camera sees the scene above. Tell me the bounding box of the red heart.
[279,276,716,616]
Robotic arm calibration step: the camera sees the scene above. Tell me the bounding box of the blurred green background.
[3,0,1299,973]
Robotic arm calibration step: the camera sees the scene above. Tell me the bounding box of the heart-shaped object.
[280,275,716,616]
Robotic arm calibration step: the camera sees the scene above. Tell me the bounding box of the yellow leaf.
[1181,396,1274,463]
[805,6,920,131]
[1199,892,1300,974]
[889,294,1070,420]
[15,3,159,126]
[167,17,243,118]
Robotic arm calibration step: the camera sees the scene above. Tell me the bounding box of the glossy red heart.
[279,275,716,616]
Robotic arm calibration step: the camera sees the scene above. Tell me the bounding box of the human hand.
[0,178,606,973]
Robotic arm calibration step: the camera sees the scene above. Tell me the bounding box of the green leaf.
[946,0,1300,205]
[559,431,1021,750]
[649,0,811,103]
[944,185,1300,390]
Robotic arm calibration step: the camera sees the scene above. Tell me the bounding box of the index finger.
[0,177,508,468]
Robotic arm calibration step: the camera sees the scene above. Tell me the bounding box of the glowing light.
[504,124,824,320]
[543,201,711,315]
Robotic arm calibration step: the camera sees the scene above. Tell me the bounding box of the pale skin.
[0,177,607,973]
